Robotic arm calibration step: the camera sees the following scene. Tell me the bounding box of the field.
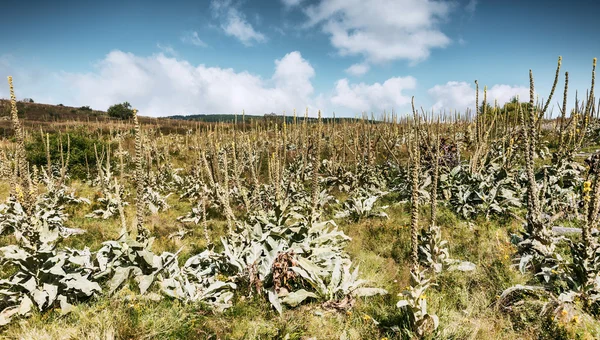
[1,57,600,340]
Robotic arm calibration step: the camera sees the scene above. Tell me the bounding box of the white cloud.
[56,50,315,117]
[273,51,315,99]
[211,0,266,46]
[428,81,530,112]
[331,76,416,112]
[180,31,207,47]
[2,50,423,117]
[345,62,370,76]
[303,0,453,64]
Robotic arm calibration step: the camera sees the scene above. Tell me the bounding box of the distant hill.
[0,99,199,135]
[167,113,358,123]
[0,99,363,129]
[0,99,107,122]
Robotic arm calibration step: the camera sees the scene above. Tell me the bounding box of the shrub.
[79,105,92,112]
[107,102,134,120]
[25,130,111,180]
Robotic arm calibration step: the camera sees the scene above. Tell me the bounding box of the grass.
[2,190,591,340]
[1,170,598,339]
[3,208,600,339]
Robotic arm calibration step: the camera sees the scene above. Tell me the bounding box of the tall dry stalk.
[310,110,322,221]
[133,108,150,242]
[7,76,33,211]
[409,98,420,270]
[558,71,569,152]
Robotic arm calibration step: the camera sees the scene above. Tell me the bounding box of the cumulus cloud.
[180,31,208,47]
[331,76,416,112]
[210,0,266,46]
[345,63,370,76]
[56,50,315,116]
[428,81,530,112]
[2,50,423,117]
[303,0,452,64]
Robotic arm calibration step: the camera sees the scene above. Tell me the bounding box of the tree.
[107,102,134,120]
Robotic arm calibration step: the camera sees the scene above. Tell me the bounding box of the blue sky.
[0,0,598,117]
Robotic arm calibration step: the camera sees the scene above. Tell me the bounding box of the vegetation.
[107,102,134,120]
[0,56,599,339]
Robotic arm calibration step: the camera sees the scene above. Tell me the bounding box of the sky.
[0,0,598,117]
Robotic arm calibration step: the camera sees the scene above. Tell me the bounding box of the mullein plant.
[133,108,150,242]
[310,110,323,222]
[86,142,129,220]
[499,58,600,322]
[0,148,10,180]
[418,121,475,273]
[396,99,440,338]
[0,78,98,326]
[514,58,564,274]
[6,76,34,212]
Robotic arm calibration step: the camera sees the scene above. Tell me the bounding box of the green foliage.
[107,102,134,120]
[25,131,108,180]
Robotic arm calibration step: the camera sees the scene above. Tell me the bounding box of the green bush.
[107,102,134,120]
[25,130,110,180]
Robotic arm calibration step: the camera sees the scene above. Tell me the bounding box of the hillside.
[168,113,361,124]
[0,99,201,135]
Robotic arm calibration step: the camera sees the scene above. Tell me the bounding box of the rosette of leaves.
[180,200,387,314]
[354,161,388,194]
[85,180,128,219]
[498,238,600,321]
[174,172,207,201]
[439,163,522,219]
[0,197,82,239]
[0,244,100,326]
[321,159,355,192]
[285,157,313,184]
[558,238,600,315]
[147,164,182,194]
[288,257,387,311]
[46,186,91,207]
[158,249,238,311]
[142,186,171,214]
[177,203,205,225]
[391,169,431,204]
[535,159,584,216]
[474,164,522,219]
[417,226,475,273]
[334,188,389,222]
[396,269,439,338]
[93,233,180,297]
[0,197,95,326]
